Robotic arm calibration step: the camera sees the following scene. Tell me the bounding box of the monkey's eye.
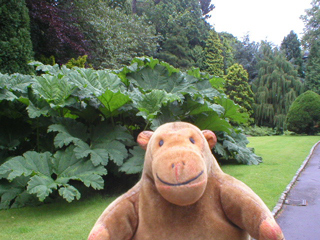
[189,137,195,144]
[159,140,164,147]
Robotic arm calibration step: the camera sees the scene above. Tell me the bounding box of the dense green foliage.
[204,30,224,76]
[301,0,320,48]
[0,57,261,209]
[0,0,34,74]
[305,40,320,94]
[280,31,304,78]
[73,0,159,69]
[233,35,259,82]
[140,0,209,69]
[286,91,320,134]
[224,64,254,123]
[219,32,237,75]
[243,126,276,136]
[300,0,320,96]
[252,42,304,130]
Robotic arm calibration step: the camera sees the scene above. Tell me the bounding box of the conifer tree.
[199,0,215,17]
[252,42,304,130]
[219,32,237,75]
[305,40,320,94]
[280,31,304,78]
[224,64,254,123]
[234,35,259,82]
[204,29,224,76]
[0,0,34,74]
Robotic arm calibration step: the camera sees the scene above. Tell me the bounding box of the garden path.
[276,141,320,240]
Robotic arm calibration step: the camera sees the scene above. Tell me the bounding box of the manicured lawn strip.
[0,136,318,239]
[0,195,116,240]
[221,136,319,210]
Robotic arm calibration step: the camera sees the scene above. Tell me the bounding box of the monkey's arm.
[88,183,140,240]
[219,175,285,240]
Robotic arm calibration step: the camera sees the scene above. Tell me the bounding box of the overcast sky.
[208,0,312,46]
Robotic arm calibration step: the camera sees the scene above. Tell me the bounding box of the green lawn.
[0,195,117,240]
[221,136,319,209]
[0,136,318,240]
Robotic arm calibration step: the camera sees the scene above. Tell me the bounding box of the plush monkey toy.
[88,122,285,240]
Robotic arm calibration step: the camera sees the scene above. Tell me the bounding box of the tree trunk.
[132,0,137,13]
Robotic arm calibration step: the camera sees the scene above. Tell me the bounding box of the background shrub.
[243,125,276,136]
[0,0,34,74]
[286,90,320,134]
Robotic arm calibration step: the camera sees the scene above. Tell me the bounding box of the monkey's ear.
[202,130,217,149]
[137,131,154,150]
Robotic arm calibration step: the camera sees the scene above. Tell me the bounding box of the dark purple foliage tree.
[26,0,88,64]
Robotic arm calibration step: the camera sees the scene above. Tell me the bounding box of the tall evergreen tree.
[219,32,237,75]
[199,0,215,18]
[0,0,34,74]
[305,40,320,94]
[280,31,304,78]
[224,64,254,123]
[252,42,304,130]
[234,34,260,82]
[204,29,224,76]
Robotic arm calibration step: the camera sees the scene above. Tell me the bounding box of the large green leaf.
[120,146,145,174]
[132,89,181,121]
[25,87,52,118]
[216,97,249,124]
[214,131,262,165]
[185,98,224,116]
[49,121,131,167]
[73,124,131,166]
[27,175,57,201]
[52,147,107,190]
[149,102,184,130]
[58,185,81,202]
[0,151,54,203]
[0,89,18,101]
[194,112,233,134]
[0,73,36,102]
[31,62,62,75]
[98,89,131,118]
[194,80,222,100]
[48,120,88,148]
[68,68,124,97]
[0,152,52,181]
[130,57,161,70]
[33,74,76,108]
[127,64,190,94]
[0,146,108,206]
[0,177,30,209]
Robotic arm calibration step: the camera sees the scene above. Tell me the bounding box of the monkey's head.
[137,122,217,206]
